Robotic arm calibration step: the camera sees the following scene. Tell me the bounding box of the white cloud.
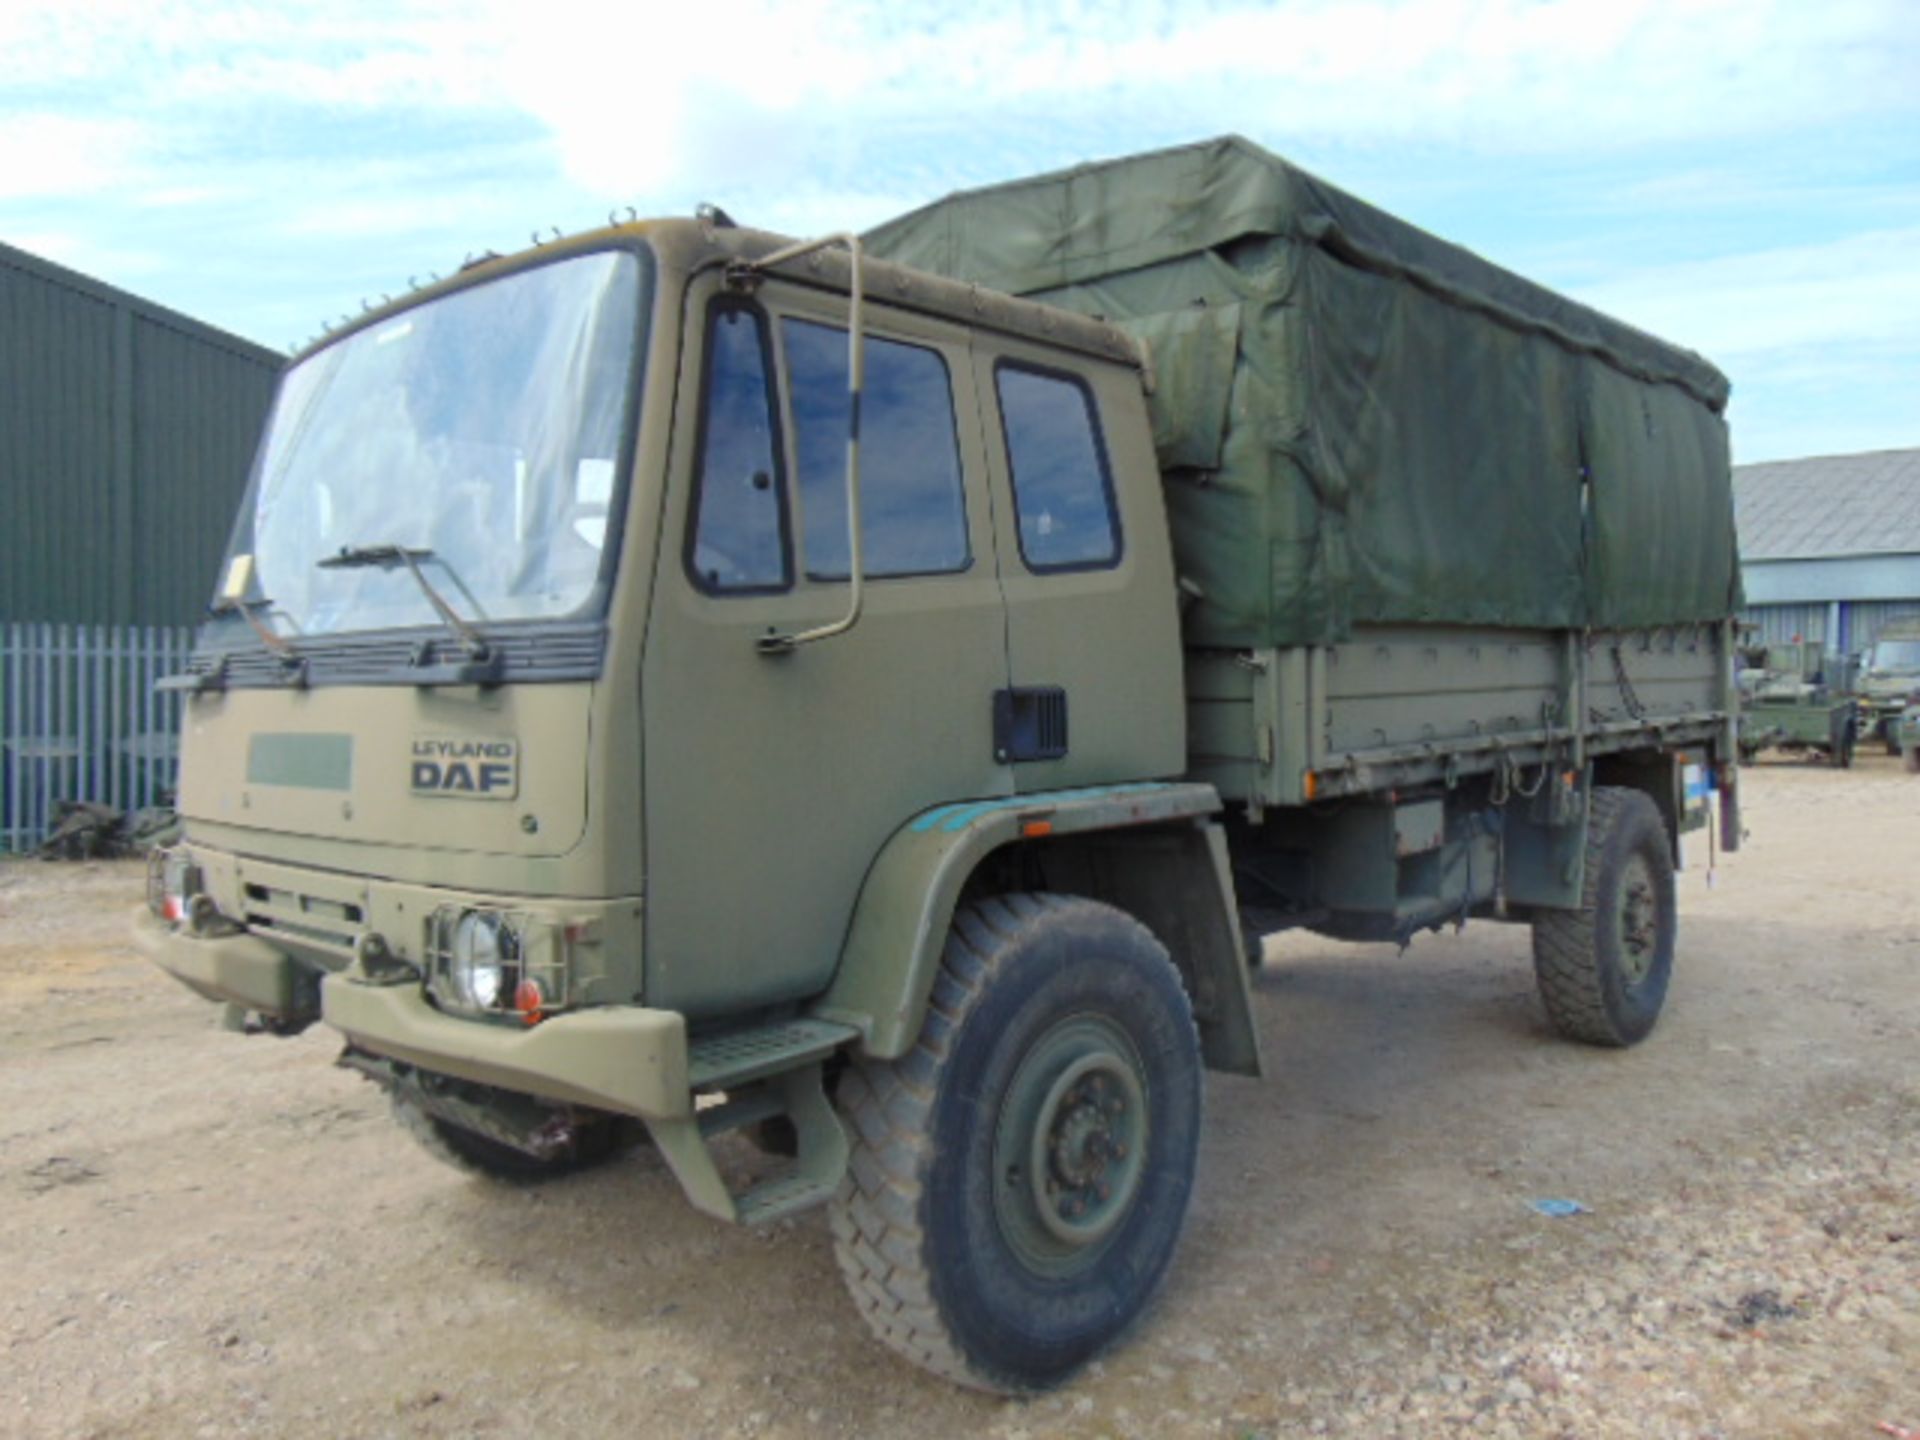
[1573,227,1920,360]
[7,2,1915,212]
[2,228,167,281]
[434,0,1920,218]
[0,114,149,200]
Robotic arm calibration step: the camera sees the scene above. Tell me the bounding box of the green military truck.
[136,137,1742,1392]
[1737,637,1856,765]
[1855,617,1920,754]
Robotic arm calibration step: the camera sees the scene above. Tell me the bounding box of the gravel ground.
[1,758,1915,1439]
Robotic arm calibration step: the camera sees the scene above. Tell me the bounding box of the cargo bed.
[1186,621,1734,810]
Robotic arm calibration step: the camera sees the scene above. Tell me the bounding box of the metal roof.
[1734,447,1920,562]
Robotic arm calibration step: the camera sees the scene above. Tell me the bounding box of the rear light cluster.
[423,907,574,1025]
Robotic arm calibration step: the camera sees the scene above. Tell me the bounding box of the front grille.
[242,881,364,955]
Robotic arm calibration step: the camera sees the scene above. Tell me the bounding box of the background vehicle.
[1737,637,1856,766]
[135,137,1741,1392]
[1897,694,1920,773]
[1855,617,1920,753]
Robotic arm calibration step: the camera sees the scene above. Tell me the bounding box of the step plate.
[735,1171,837,1226]
[688,1017,857,1091]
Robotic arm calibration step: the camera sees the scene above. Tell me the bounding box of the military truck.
[1855,616,1920,753]
[136,137,1742,1393]
[1736,637,1856,765]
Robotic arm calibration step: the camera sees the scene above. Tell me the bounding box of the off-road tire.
[391,1094,624,1183]
[1530,787,1676,1047]
[829,894,1202,1393]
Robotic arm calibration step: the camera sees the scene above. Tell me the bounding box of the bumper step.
[689,1017,858,1090]
[735,1170,839,1226]
[651,1017,858,1227]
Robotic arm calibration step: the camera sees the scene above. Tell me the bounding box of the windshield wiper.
[217,595,299,658]
[318,543,493,667]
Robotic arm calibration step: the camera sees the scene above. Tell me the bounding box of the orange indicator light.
[514,979,545,1025]
[1021,819,1054,839]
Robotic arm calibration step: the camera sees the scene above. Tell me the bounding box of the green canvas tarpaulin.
[865,135,1741,646]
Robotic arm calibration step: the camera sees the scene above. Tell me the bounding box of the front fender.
[811,781,1259,1075]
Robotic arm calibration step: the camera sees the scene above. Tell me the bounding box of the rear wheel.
[1530,787,1676,1047]
[1905,744,1919,775]
[829,894,1202,1393]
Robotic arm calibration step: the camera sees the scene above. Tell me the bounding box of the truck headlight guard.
[424,907,569,1023]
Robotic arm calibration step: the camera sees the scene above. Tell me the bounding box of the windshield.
[215,249,647,641]
[1868,638,1920,671]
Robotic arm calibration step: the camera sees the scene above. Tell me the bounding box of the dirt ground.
[2,759,1915,1440]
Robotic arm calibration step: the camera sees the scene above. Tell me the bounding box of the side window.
[782,318,969,579]
[995,365,1121,571]
[687,304,788,592]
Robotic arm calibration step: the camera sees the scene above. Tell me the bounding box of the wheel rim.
[1616,853,1660,984]
[992,1013,1149,1278]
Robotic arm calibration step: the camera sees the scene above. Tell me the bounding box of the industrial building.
[2,239,281,848]
[1736,447,1920,658]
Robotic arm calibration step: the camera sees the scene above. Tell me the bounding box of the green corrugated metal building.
[1,239,281,626]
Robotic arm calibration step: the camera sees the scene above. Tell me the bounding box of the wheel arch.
[1591,749,1686,862]
[811,783,1262,1077]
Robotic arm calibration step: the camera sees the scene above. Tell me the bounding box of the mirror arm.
[749,233,866,656]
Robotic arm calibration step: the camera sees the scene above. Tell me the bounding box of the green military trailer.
[1736,637,1856,766]
[137,137,1742,1392]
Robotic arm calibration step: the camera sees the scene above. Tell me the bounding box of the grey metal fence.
[1,623,195,852]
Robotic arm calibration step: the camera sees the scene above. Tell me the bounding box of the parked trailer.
[137,137,1741,1392]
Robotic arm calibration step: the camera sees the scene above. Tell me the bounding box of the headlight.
[425,907,572,1021]
[147,847,202,924]
[450,911,512,1010]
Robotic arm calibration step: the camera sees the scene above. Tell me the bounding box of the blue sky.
[4,0,1917,464]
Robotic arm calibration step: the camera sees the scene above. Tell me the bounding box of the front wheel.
[1530,787,1676,1047]
[829,894,1202,1393]
[391,1091,627,1183]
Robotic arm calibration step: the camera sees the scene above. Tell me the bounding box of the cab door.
[970,341,1184,792]
[640,273,1012,1018]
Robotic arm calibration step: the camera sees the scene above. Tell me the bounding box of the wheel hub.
[1617,856,1659,983]
[993,1016,1150,1275]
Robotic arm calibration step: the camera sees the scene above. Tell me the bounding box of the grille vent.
[993,686,1069,763]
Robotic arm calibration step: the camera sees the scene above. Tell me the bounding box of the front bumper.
[132,904,315,1016]
[321,974,690,1119]
[134,904,691,1121]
